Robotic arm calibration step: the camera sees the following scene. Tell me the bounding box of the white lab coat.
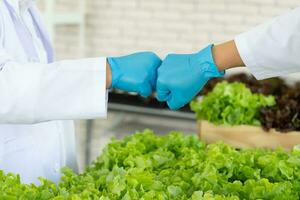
[0,0,107,184]
[235,7,300,80]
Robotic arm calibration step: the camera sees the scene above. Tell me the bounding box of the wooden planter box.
[198,120,300,150]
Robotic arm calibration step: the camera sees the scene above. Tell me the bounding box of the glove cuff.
[107,57,122,88]
[195,44,225,79]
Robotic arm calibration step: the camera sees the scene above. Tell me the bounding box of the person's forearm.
[212,40,245,71]
[106,61,112,89]
[0,57,108,123]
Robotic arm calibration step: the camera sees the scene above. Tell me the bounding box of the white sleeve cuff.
[81,57,108,119]
[235,34,272,80]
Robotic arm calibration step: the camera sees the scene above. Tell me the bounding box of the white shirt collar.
[6,0,34,15]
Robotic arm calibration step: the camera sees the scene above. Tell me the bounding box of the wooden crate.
[198,120,300,150]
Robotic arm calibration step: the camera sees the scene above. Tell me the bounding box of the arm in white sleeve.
[235,7,300,79]
[0,49,108,124]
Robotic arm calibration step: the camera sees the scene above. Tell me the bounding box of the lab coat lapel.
[3,0,39,61]
[28,6,54,63]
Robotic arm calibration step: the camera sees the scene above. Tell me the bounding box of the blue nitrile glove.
[156,45,224,110]
[108,52,162,97]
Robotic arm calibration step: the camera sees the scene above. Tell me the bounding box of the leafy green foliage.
[0,171,59,200]
[260,83,300,132]
[1,130,300,199]
[190,81,276,126]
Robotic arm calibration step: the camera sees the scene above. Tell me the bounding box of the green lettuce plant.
[190,81,276,126]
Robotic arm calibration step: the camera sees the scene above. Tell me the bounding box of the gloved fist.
[156,45,224,110]
[108,52,162,97]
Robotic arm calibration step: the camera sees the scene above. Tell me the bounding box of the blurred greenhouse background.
[36,0,299,171]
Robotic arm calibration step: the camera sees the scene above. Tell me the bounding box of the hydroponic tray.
[198,120,300,150]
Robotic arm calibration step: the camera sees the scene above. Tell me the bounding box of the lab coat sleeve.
[0,49,108,123]
[235,7,300,80]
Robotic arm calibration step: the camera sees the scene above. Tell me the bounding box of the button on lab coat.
[0,0,107,184]
[235,7,300,80]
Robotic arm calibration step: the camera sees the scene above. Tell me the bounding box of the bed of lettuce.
[1,130,300,200]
